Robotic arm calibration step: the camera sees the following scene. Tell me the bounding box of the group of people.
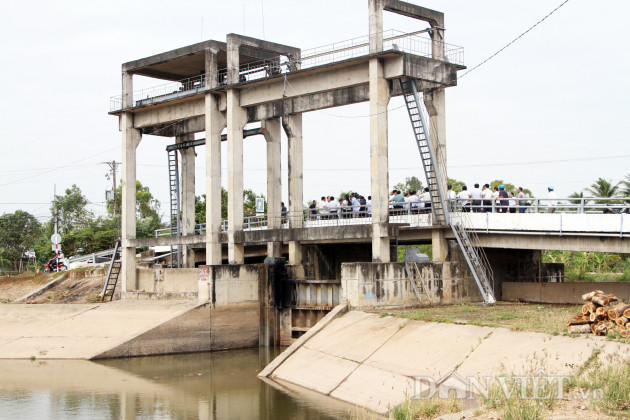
[450,184,557,213]
[307,194,372,218]
[298,185,559,218]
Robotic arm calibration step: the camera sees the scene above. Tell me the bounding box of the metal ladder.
[167,150,182,268]
[404,262,433,304]
[101,240,122,302]
[400,77,495,304]
[399,78,448,226]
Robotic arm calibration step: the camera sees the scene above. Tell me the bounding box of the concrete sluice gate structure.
[106,1,560,353]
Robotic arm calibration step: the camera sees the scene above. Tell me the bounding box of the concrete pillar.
[121,71,141,294]
[369,57,390,262]
[204,50,225,265]
[368,0,384,53]
[262,118,282,258]
[432,229,449,262]
[178,134,195,268]
[424,90,447,208]
[431,27,445,61]
[227,88,246,264]
[283,114,304,265]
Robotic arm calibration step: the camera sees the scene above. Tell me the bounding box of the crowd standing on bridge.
[299,184,561,217]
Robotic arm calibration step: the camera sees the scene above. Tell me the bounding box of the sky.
[1,0,629,223]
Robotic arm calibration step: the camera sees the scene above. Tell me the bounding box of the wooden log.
[568,319,592,326]
[606,320,614,329]
[624,307,630,318]
[596,306,608,316]
[582,304,592,315]
[584,303,598,314]
[609,305,630,320]
[590,312,605,322]
[582,290,604,302]
[616,316,629,327]
[592,295,610,306]
[568,324,592,334]
[593,322,608,336]
[621,329,629,338]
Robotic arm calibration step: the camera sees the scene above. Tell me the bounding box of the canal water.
[0,348,365,419]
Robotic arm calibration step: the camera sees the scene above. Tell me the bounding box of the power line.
[459,0,571,79]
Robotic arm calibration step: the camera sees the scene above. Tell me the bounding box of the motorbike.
[43,257,67,273]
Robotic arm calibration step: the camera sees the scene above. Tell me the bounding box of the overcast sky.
[1,0,628,222]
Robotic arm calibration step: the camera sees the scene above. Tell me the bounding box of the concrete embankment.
[260,309,630,415]
[0,301,210,359]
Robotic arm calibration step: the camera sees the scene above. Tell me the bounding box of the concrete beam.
[382,0,444,27]
[262,118,282,258]
[127,53,459,130]
[121,112,141,293]
[205,92,226,265]
[474,234,630,254]
[369,57,391,263]
[227,88,246,264]
[178,134,196,268]
[284,114,304,264]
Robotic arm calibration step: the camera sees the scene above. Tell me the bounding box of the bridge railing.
[153,197,630,237]
[448,197,630,214]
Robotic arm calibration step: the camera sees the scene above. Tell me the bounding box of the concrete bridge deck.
[140,212,630,254]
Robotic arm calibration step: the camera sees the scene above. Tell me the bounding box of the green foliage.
[392,176,424,194]
[52,184,92,233]
[585,177,621,198]
[107,180,161,220]
[195,188,265,223]
[397,244,432,262]
[447,177,465,193]
[569,358,630,416]
[0,210,41,273]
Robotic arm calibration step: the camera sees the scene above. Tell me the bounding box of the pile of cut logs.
[568,290,630,337]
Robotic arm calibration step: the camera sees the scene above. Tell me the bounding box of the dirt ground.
[0,269,106,304]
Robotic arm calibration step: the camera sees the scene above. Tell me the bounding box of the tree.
[619,174,630,197]
[0,211,41,273]
[52,184,92,234]
[447,178,465,193]
[585,178,620,198]
[392,176,424,194]
[107,180,162,220]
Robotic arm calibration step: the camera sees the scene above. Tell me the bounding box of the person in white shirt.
[366,196,372,216]
[447,185,457,211]
[408,190,420,213]
[470,183,482,212]
[317,196,327,218]
[351,193,360,216]
[419,188,431,213]
[547,186,558,213]
[481,184,493,213]
[457,186,471,212]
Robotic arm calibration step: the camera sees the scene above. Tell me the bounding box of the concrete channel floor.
[265,310,630,415]
[0,300,199,359]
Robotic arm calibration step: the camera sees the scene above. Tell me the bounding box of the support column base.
[288,241,303,265]
[432,229,449,262]
[267,242,282,259]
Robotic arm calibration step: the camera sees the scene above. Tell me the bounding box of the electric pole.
[103,161,121,214]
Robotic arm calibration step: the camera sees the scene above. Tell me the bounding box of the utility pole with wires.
[103,161,121,214]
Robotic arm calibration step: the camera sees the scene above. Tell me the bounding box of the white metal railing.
[449,197,630,214]
[110,29,464,111]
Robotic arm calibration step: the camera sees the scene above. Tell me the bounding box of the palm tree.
[584,178,620,198]
[620,174,630,197]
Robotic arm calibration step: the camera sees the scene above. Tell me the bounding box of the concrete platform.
[261,310,630,415]
[0,301,205,359]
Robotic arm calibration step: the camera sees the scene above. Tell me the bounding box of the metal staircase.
[167,150,182,268]
[399,78,448,226]
[400,77,495,304]
[101,240,122,302]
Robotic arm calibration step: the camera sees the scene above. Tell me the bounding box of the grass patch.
[85,292,102,303]
[390,302,584,336]
[390,396,461,420]
[568,358,630,417]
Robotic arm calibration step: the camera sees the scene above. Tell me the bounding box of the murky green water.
[0,348,358,419]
